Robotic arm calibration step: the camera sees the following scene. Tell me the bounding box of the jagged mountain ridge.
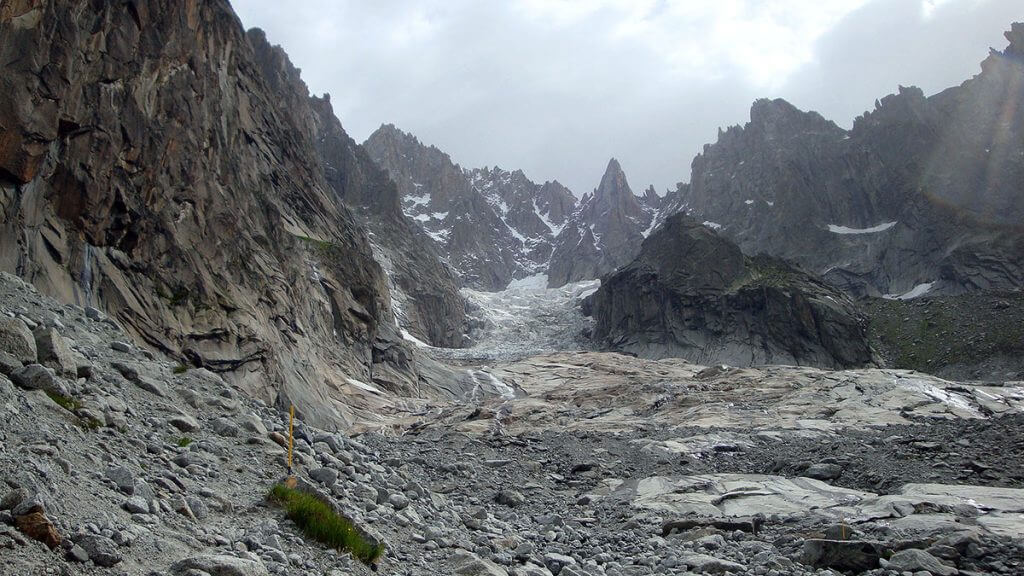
[363,124,579,290]
[0,0,468,427]
[656,23,1024,298]
[547,158,659,288]
[364,127,660,291]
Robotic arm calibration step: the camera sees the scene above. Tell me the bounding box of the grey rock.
[0,351,22,376]
[123,496,149,514]
[67,544,90,562]
[801,539,881,572]
[805,463,843,481]
[679,553,746,574]
[33,327,76,377]
[106,465,136,495]
[883,548,958,576]
[494,489,526,507]
[134,375,169,397]
[388,493,410,510]
[308,467,338,486]
[10,364,67,396]
[451,550,509,576]
[169,413,201,433]
[543,552,577,575]
[548,158,655,288]
[211,417,240,437]
[169,554,271,576]
[110,341,133,353]
[0,317,37,364]
[75,534,122,567]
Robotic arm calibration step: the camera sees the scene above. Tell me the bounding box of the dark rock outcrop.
[0,0,458,426]
[547,159,655,287]
[589,213,875,368]
[660,25,1024,298]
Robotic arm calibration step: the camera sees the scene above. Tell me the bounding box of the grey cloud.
[232,0,1023,195]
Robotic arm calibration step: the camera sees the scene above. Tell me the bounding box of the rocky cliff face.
[0,0,460,426]
[363,125,577,290]
[589,213,875,368]
[547,159,656,288]
[662,25,1024,298]
[300,97,466,348]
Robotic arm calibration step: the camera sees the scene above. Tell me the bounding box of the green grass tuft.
[268,483,385,565]
[45,390,80,412]
[172,363,189,375]
[177,436,193,448]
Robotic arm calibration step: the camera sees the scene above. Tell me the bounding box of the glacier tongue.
[432,278,599,362]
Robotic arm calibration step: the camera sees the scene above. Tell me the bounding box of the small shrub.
[172,363,189,375]
[45,390,80,412]
[177,436,193,448]
[268,483,384,565]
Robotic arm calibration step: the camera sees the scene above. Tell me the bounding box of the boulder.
[451,550,509,576]
[883,548,958,576]
[75,534,121,567]
[0,317,36,364]
[801,539,881,572]
[33,327,76,377]
[10,364,68,396]
[14,510,61,549]
[169,554,271,576]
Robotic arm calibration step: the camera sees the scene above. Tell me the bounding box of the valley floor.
[2,273,1024,576]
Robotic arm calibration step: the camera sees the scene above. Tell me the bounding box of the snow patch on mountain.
[828,221,898,234]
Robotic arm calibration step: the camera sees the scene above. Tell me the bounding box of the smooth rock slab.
[169,554,271,576]
[680,553,746,574]
[883,548,959,575]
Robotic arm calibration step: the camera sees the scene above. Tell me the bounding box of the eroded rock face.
[364,125,520,290]
[660,26,1024,297]
[547,158,656,288]
[298,61,466,348]
[0,0,423,426]
[589,214,874,368]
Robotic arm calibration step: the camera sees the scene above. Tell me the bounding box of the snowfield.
[827,221,897,234]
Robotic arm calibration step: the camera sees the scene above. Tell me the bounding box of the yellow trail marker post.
[285,404,296,488]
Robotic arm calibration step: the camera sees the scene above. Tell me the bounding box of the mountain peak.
[1006,22,1024,56]
[596,157,630,200]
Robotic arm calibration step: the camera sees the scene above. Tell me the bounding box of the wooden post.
[288,404,294,473]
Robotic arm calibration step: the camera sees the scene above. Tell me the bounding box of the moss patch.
[268,483,384,565]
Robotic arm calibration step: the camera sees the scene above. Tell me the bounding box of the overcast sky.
[233,0,1022,196]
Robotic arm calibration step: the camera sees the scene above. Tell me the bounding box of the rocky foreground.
[2,271,1024,576]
